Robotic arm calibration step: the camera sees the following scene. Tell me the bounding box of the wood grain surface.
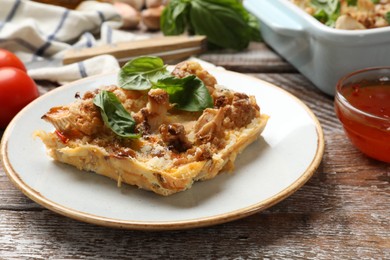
[1,42,389,259]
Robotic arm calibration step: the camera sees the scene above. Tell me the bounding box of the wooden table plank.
[0,198,388,259]
[199,42,297,73]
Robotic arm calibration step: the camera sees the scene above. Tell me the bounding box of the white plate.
[1,70,324,230]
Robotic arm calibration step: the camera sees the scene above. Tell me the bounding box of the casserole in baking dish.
[244,0,390,95]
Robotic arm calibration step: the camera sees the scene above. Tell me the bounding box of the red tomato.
[0,49,26,72]
[0,67,39,129]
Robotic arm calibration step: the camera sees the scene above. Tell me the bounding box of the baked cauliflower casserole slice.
[35,61,269,196]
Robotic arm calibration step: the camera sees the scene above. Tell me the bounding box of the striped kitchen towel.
[0,0,148,84]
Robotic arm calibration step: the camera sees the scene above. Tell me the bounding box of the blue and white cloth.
[0,0,148,85]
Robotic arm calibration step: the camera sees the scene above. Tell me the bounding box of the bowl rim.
[335,67,390,122]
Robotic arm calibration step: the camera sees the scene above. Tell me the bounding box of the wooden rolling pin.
[63,35,207,65]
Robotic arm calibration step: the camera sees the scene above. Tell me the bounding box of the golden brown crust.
[36,62,269,196]
[35,114,268,196]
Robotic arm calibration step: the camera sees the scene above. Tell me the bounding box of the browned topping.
[194,108,225,146]
[192,90,260,150]
[134,108,151,135]
[113,148,136,158]
[41,60,263,179]
[75,101,104,136]
[159,123,192,153]
[82,88,100,100]
[150,147,166,157]
[213,87,234,104]
[148,88,169,105]
[190,144,213,161]
[135,121,151,135]
[173,144,213,166]
[224,93,259,128]
[133,89,170,134]
[215,95,229,108]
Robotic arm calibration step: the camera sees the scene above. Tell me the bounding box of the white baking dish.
[244,0,390,95]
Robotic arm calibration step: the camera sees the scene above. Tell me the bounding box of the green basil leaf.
[386,11,390,24]
[346,0,357,6]
[313,9,329,24]
[93,90,140,139]
[160,0,260,50]
[311,0,340,27]
[161,0,190,35]
[223,0,261,42]
[118,56,169,90]
[189,0,251,50]
[118,56,214,112]
[153,75,213,111]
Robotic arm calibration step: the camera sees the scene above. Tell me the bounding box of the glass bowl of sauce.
[334,67,390,163]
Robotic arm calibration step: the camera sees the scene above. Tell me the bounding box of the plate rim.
[0,70,325,230]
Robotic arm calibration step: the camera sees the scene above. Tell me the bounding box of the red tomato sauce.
[335,82,390,163]
[347,84,390,118]
[55,130,69,144]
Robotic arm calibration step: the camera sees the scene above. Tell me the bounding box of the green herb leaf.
[386,11,390,24]
[118,56,214,112]
[118,56,170,90]
[160,0,261,50]
[153,75,213,111]
[189,0,250,50]
[313,9,329,24]
[160,0,190,35]
[346,0,357,6]
[93,90,140,139]
[311,0,341,27]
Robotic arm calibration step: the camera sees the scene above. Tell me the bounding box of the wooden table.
[1,42,389,259]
